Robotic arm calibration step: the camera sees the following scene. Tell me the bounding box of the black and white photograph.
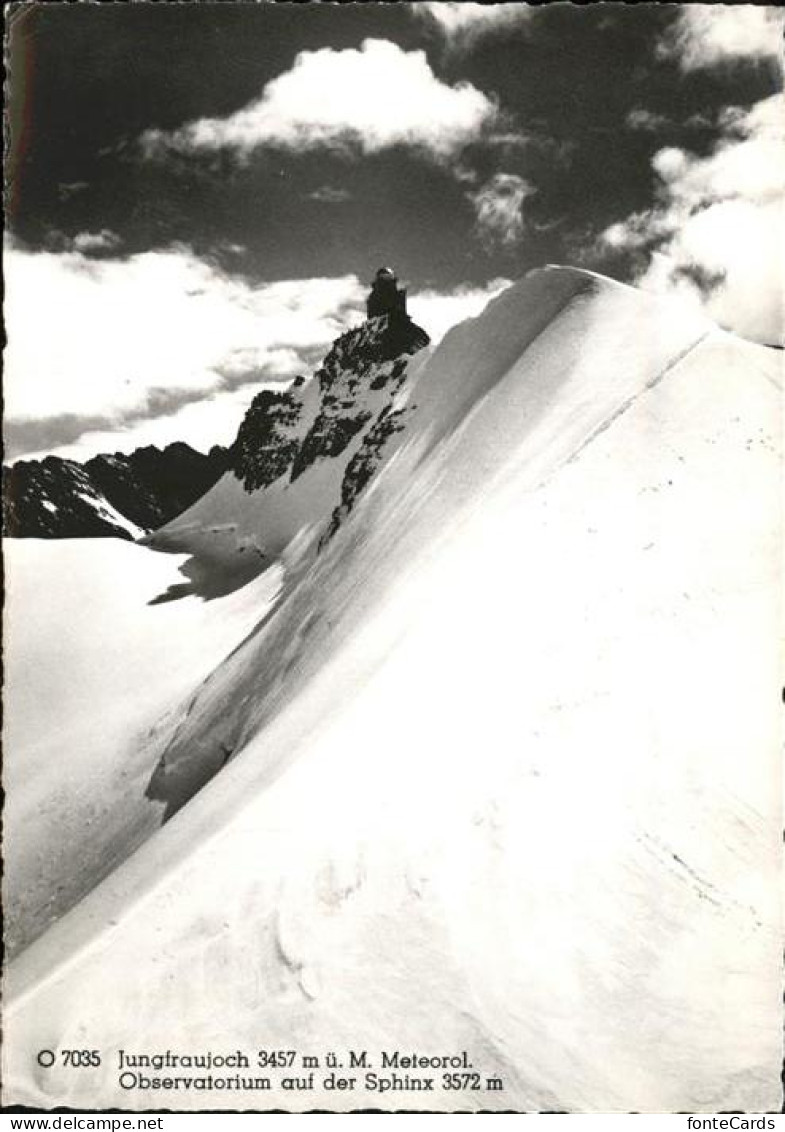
[2,0,783,1115]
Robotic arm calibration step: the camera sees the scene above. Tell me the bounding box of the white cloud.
[307,186,351,204]
[469,173,535,248]
[141,39,497,161]
[626,108,671,132]
[658,6,784,70]
[36,386,264,464]
[636,197,783,346]
[625,109,714,133]
[71,229,121,253]
[411,278,512,343]
[599,94,784,344]
[4,237,512,459]
[414,3,534,45]
[63,281,515,456]
[654,96,783,204]
[601,213,667,252]
[651,147,689,182]
[57,181,89,201]
[4,243,366,429]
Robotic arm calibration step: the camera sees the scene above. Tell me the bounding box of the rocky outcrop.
[322,405,410,546]
[6,307,430,548]
[233,381,307,492]
[3,443,230,539]
[290,313,428,482]
[231,313,429,538]
[2,457,139,540]
[86,443,230,530]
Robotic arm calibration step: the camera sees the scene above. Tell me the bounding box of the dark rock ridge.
[3,443,230,540]
[232,380,307,493]
[5,310,429,545]
[85,443,230,531]
[322,405,410,547]
[290,315,426,482]
[233,312,429,503]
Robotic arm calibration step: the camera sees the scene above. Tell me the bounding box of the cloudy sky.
[5,2,783,462]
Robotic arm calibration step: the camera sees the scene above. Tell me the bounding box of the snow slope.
[3,312,430,953]
[3,540,281,956]
[3,268,781,1112]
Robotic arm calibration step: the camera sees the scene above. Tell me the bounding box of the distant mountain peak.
[3,442,231,540]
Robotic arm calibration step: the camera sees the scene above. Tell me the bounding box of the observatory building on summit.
[366,266,408,319]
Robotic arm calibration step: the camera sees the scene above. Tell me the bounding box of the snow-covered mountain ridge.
[147,310,430,584]
[3,267,781,1112]
[2,442,230,539]
[232,312,428,496]
[4,308,433,950]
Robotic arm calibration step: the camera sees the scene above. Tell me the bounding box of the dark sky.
[9,2,776,286]
[4,2,782,459]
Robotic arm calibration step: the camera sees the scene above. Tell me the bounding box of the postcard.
[3,2,783,1115]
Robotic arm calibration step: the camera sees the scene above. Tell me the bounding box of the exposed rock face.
[290,407,373,483]
[293,314,427,492]
[86,443,231,530]
[322,405,409,546]
[232,384,306,493]
[233,312,430,520]
[6,309,429,549]
[2,457,139,540]
[3,443,230,539]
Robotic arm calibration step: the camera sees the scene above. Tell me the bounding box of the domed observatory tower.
[366,266,408,319]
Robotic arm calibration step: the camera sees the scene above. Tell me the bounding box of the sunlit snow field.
[3,270,781,1112]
